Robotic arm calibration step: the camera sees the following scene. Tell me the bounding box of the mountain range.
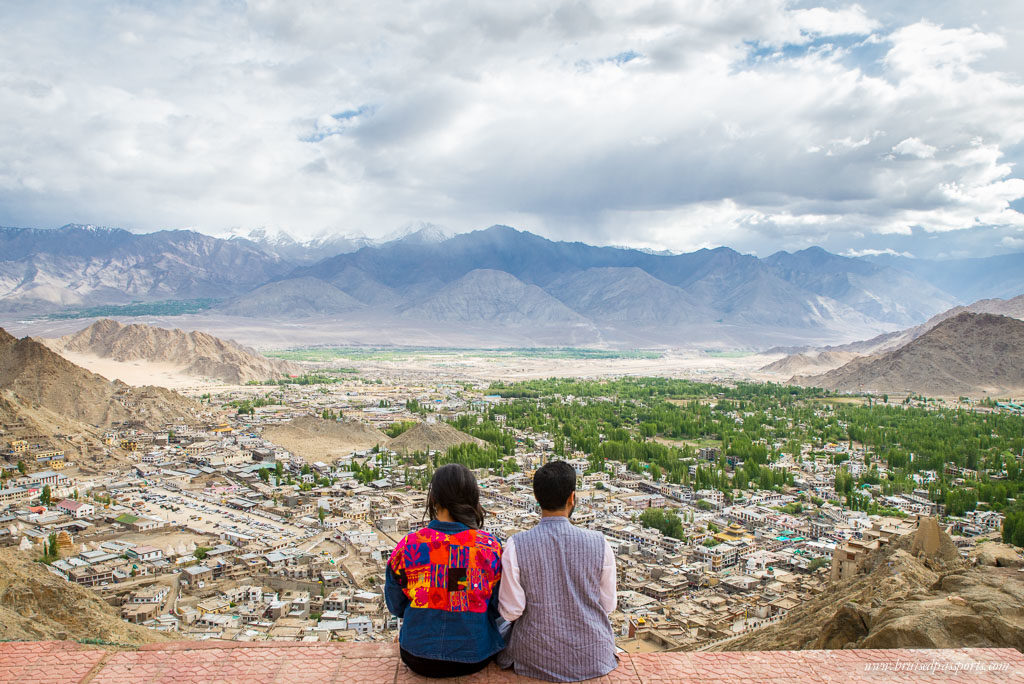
[3,223,1024,347]
[0,225,291,312]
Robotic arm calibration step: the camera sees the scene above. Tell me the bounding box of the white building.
[57,499,95,518]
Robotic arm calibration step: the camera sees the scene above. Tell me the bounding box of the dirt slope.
[760,350,862,376]
[387,421,486,454]
[0,327,204,429]
[0,550,172,645]
[262,415,388,463]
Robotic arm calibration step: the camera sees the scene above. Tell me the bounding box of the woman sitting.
[385,463,504,678]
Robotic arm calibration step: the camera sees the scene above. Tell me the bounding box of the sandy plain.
[2,313,792,389]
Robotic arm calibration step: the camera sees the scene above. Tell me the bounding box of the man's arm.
[498,537,526,621]
[599,538,616,614]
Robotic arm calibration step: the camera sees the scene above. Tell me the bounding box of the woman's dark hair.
[426,463,485,529]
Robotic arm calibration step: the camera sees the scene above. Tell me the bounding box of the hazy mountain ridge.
[51,319,301,384]
[764,246,957,326]
[292,225,962,336]
[3,223,1023,347]
[221,227,375,264]
[0,224,291,311]
[402,269,594,326]
[219,276,366,318]
[764,292,1024,374]
[543,267,712,325]
[867,252,1024,303]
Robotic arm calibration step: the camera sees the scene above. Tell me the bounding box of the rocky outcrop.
[0,550,172,645]
[712,519,1024,653]
[970,542,1024,568]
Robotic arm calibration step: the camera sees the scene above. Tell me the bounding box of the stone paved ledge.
[0,641,1021,683]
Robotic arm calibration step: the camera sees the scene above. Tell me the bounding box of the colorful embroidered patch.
[390,528,501,613]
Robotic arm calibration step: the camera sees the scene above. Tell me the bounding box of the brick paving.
[0,641,1021,683]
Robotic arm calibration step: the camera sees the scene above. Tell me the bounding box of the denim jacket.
[385,520,504,663]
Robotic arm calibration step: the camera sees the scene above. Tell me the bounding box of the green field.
[47,298,220,320]
[703,350,755,358]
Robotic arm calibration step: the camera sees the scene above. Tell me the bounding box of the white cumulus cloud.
[892,137,937,159]
[0,0,1021,259]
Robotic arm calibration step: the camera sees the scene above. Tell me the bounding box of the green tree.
[318,507,326,525]
[808,557,830,571]
[258,468,270,484]
[1003,511,1024,547]
[40,485,51,506]
[386,421,418,438]
[275,461,284,480]
[47,533,58,559]
[17,460,26,475]
[639,507,684,539]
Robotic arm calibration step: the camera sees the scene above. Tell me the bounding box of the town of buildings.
[0,371,1007,652]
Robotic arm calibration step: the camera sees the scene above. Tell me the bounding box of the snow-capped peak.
[382,222,451,245]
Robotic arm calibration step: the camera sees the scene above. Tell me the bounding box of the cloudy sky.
[1,1,1023,258]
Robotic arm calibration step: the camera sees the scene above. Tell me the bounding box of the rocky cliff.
[712,519,1024,652]
[0,550,172,645]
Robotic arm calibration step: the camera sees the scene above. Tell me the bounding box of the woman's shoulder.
[470,529,502,552]
[397,526,442,546]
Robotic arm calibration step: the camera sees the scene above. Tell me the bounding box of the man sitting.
[496,460,617,682]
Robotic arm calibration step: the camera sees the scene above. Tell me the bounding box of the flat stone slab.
[0,640,1021,683]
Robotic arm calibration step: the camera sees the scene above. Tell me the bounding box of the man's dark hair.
[533,460,577,511]
[427,463,485,528]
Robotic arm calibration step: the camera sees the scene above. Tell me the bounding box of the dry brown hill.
[711,518,1024,652]
[262,415,388,463]
[760,350,861,376]
[387,421,486,454]
[792,313,1024,396]
[51,319,300,384]
[0,327,204,429]
[0,549,172,645]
